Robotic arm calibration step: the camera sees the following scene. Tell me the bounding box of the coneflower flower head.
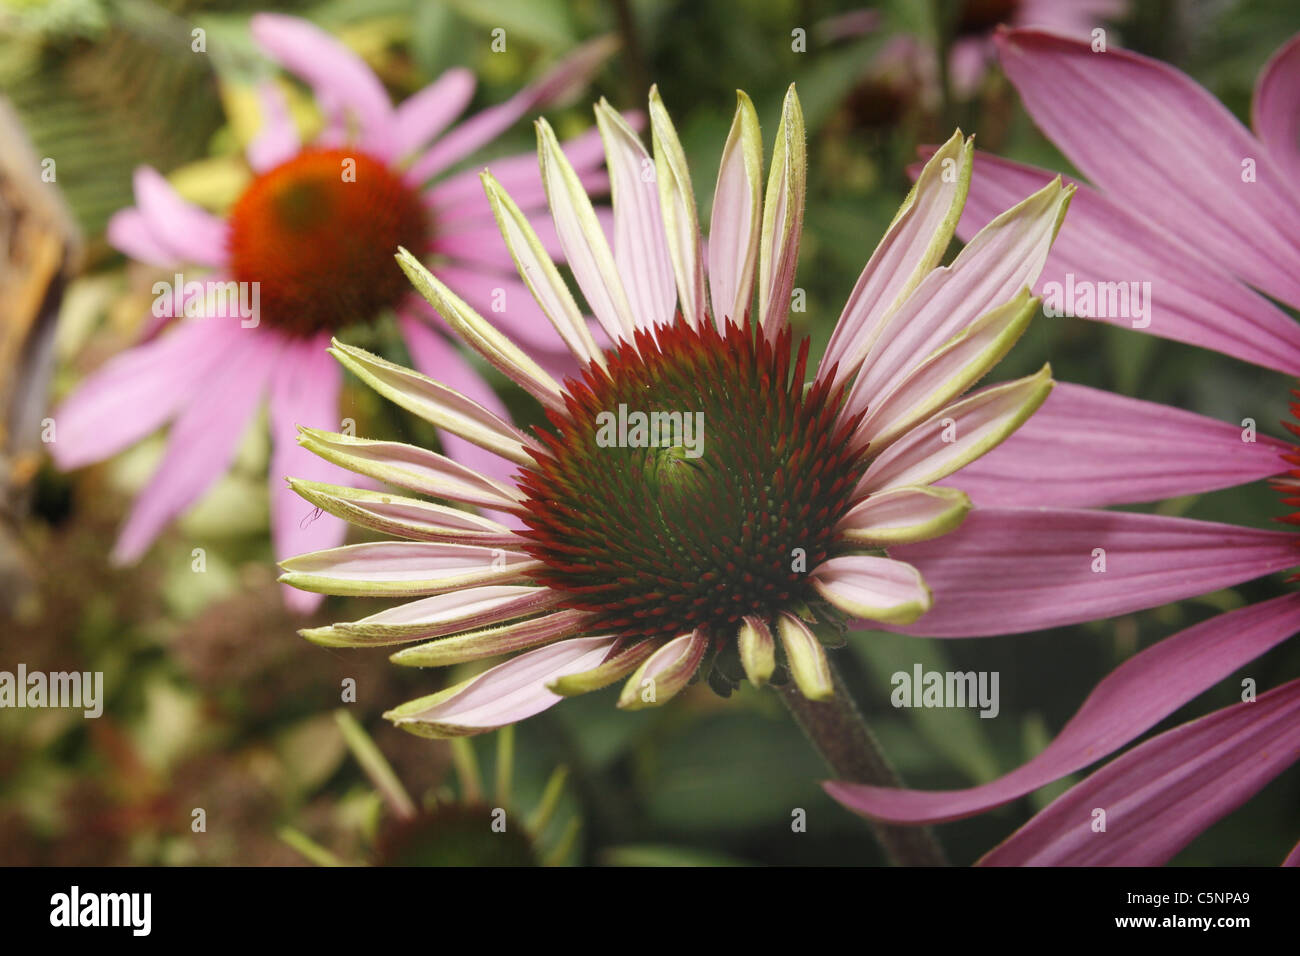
[283,85,1073,736]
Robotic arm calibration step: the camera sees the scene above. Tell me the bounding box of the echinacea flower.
[280,84,1075,738]
[828,28,1300,866]
[47,14,613,611]
[282,714,578,866]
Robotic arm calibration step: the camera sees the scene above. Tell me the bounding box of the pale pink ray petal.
[279,541,538,597]
[811,556,932,626]
[392,67,476,158]
[423,122,613,225]
[617,629,709,709]
[385,635,620,736]
[49,319,238,469]
[850,180,1069,407]
[390,607,597,667]
[132,167,228,267]
[268,333,353,612]
[827,593,1300,824]
[596,100,676,329]
[932,148,1300,375]
[112,329,280,563]
[406,36,617,185]
[1253,33,1300,183]
[884,508,1300,637]
[996,28,1300,308]
[978,677,1300,866]
[106,208,177,267]
[417,265,577,366]
[945,381,1290,508]
[249,13,397,159]
[247,81,300,173]
[1284,839,1300,866]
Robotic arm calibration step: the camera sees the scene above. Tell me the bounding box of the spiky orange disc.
[516,316,870,643]
[227,149,427,337]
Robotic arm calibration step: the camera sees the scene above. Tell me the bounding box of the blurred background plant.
[2,0,1297,865]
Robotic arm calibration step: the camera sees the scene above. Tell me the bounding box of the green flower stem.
[779,657,948,866]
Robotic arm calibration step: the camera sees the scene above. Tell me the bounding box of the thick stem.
[779,658,948,866]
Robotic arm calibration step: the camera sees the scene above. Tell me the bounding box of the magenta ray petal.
[934,148,1300,375]
[424,123,612,225]
[113,329,280,563]
[406,37,616,185]
[977,677,1300,866]
[106,208,176,267]
[827,593,1300,824]
[269,334,351,611]
[996,28,1300,310]
[247,82,300,173]
[132,167,228,267]
[945,382,1289,508]
[884,507,1300,637]
[1284,839,1300,866]
[1254,33,1300,185]
[50,319,236,469]
[250,13,396,159]
[392,67,476,158]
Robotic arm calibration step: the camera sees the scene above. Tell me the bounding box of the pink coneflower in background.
[277,84,1077,738]
[828,28,1300,866]
[48,14,613,611]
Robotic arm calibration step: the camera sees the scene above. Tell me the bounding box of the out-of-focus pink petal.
[423,122,614,225]
[933,148,1300,375]
[406,36,616,184]
[996,28,1300,309]
[1284,839,1300,866]
[386,635,619,736]
[1253,33,1300,183]
[978,677,1300,866]
[392,67,476,158]
[946,382,1289,508]
[106,208,176,267]
[247,82,300,173]
[828,593,1300,824]
[112,328,279,563]
[268,333,352,612]
[50,319,236,469]
[884,508,1300,637]
[250,13,396,158]
[132,167,227,267]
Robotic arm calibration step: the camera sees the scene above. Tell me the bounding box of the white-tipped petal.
[757,84,807,339]
[776,612,833,701]
[296,427,523,511]
[737,615,776,688]
[396,248,564,409]
[595,98,676,330]
[850,288,1039,446]
[822,131,972,386]
[287,478,519,545]
[480,171,604,367]
[811,556,932,626]
[279,541,540,597]
[617,628,709,710]
[384,635,619,738]
[708,90,763,329]
[329,339,535,465]
[390,607,595,667]
[299,585,558,647]
[859,365,1055,494]
[536,116,638,344]
[649,85,706,328]
[836,486,972,547]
